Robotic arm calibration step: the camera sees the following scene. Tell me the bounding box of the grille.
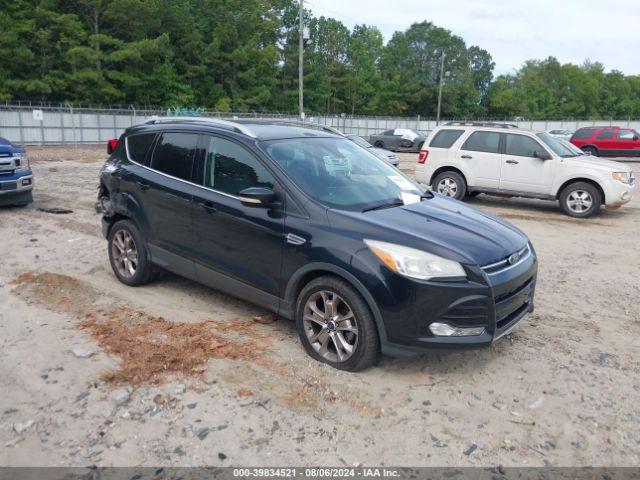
[482,244,531,275]
[0,181,18,191]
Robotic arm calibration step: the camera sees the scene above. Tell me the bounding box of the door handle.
[136,181,150,191]
[461,155,472,159]
[506,160,519,165]
[197,201,217,214]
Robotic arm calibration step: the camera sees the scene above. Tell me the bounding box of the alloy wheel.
[303,290,359,363]
[437,177,458,197]
[111,229,138,278]
[566,190,593,214]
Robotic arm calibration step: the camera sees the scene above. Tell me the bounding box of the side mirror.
[633,135,639,141]
[533,150,552,160]
[239,187,278,208]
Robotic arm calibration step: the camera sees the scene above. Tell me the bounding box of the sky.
[305,0,640,76]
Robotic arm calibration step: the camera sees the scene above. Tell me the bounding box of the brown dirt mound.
[80,307,267,386]
[10,271,99,315]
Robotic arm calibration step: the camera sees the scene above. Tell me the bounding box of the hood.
[563,155,633,172]
[371,147,397,159]
[0,144,24,156]
[330,194,528,267]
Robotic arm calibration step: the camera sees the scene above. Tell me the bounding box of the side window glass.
[618,130,635,140]
[382,130,394,136]
[597,129,614,140]
[429,129,464,148]
[505,134,545,157]
[461,131,501,153]
[127,133,156,164]
[150,132,198,180]
[205,137,275,196]
[572,128,596,139]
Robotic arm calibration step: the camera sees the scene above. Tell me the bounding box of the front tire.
[296,276,379,372]
[374,141,385,149]
[432,171,467,200]
[559,182,602,218]
[108,219,157,286]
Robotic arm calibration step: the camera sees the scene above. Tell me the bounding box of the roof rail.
[237,118,345,136]
[145,116,257,137]
[444,121,518,129]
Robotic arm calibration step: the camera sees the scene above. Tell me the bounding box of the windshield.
[348,135,373,149]
[261,137,423,211]
[536,132,577,157]
[558,139,584,155]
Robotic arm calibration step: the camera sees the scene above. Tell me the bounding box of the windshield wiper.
[362,198,405,212]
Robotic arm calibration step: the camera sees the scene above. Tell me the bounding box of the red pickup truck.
[571,126,640,157]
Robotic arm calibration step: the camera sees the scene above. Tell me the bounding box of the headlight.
[612,171,632,184]
[364,239,466,280]
[15,153,29,171]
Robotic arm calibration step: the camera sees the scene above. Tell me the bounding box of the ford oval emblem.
[508,253,520,265]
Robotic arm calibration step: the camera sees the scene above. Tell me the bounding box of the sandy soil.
[1,146,638,467]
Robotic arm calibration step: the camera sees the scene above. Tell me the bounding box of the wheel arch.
[282,262,388,345]
[556,177,605,203]
[429,166,469,187]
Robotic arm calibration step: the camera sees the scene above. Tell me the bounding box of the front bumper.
[359,247,538,357]
[604,178,636,207]
[0,169,33,197]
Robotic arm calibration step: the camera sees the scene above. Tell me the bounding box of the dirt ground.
[1,145,639,467]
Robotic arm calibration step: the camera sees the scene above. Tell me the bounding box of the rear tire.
[296,275,379,372]
[432,171,467,200]
[559,182,602,218]
[108,219,158,286]
[581,146,598,156]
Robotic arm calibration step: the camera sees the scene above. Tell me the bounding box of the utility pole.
[298,0,304,120]
[436,52,445,126]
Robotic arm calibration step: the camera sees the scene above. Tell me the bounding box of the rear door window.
[150,132,199,181]
[126,133,156,165]
[597,129,614,140]
[204,137,275,196]
[572,128,597,139]
[505,134,545,157]
[461,131,501,153]
[429,129,464,149]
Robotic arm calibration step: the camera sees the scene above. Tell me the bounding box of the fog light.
[22,178,31,186]
[621,191,630,201]
[429,322,485,337]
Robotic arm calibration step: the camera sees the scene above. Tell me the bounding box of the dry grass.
[79,307,267,386]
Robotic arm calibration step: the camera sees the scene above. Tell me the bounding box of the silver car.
[369,128,427,152]
[346,134,399,167]
[547,129,574,142]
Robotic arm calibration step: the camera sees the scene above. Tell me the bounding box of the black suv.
[98,118,537,371]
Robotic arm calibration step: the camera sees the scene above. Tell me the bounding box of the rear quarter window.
[429,129,464,149]
[572,128,597,140]
[126,133,157,164]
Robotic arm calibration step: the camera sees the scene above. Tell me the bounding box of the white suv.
[415,122,636,218]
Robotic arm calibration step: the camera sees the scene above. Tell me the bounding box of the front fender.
[552,171,608,200]
[282,260,391,345]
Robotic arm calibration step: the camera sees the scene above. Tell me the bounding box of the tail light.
[107,138,119,155]
[418,150,429,164]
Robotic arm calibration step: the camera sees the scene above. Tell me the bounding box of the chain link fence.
[1,103,639,146]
